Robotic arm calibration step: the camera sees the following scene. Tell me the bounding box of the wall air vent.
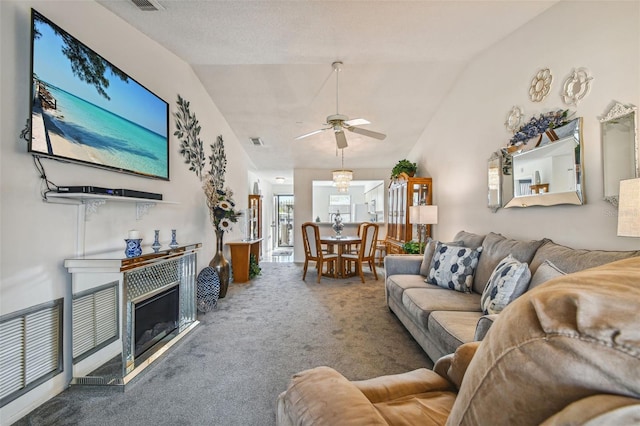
[0,299,63,407]
[131,0,165,11]
[250,137,265,146]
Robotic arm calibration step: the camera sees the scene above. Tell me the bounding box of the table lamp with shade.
[618,178,640,238]
[409,205,438,254]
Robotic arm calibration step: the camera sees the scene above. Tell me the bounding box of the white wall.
[0,1,252,423]
[407,0,640,250]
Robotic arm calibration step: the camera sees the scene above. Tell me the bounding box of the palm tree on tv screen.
[34,14,129,101]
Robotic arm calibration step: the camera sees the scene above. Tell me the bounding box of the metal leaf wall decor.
[209,135,227,192]
[174,94,205,179]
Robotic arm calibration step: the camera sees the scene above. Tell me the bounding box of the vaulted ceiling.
[97,0,557,182]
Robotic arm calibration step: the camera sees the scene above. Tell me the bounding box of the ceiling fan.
[295,61,387,149]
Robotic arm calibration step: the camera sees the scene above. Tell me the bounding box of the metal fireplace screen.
[133,284,179,358]
[123,253,196,373]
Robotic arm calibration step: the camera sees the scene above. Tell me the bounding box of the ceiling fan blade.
[344,118,370,127]
[345,126,387,140]
[335,130,348,149]
[294,127,330,140]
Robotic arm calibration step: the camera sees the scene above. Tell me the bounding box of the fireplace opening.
[134,284,179,358]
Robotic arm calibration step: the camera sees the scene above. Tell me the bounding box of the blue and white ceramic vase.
[169,229,179,249]
[152,230,162,252]
[125,239,143,258]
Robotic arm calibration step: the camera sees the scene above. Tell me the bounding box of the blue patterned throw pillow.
[480,255,531,314]
[426,242,483,292]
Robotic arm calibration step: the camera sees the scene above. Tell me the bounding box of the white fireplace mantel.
[65,243,201,387]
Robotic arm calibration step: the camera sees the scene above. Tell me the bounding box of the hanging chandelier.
[332,149,353,193]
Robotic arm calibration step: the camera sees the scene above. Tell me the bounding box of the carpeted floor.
[15,262,432,426]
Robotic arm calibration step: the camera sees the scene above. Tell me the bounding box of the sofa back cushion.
[528,259,565,290]
[472,233,545,294]
[448,256,640,425]
[452,230,486,249]
[529,239,640,276]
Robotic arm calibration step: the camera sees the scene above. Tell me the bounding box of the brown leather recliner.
[276,256,640,425]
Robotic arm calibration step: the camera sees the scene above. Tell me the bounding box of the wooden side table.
[530,183,549,194]
[226,238,263,283]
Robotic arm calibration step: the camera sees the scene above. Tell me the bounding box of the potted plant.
[391,159,417,179]
[402,240,425,254]
[249,254,262,279]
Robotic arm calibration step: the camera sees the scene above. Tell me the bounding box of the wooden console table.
[530,183,550,194]
[226,238,262,283]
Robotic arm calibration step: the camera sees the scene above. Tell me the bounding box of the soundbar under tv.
[57,186,162,200]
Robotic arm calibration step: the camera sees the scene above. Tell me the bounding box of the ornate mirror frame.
[487,152,502,213]
[600,102,638,207]
[505,117,584,208]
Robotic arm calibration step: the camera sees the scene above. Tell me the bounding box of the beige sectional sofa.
[384,230,640,361]
[277,257,640,425]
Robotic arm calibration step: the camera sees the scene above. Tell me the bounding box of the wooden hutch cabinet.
[248,194,263,258]
[385,176,433,254]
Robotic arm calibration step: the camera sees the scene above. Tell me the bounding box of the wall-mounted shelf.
[45,192,178,220]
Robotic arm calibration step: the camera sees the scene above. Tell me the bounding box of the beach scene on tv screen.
[30,12,169,179]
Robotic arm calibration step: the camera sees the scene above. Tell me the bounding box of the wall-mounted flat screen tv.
[29,9,170,180]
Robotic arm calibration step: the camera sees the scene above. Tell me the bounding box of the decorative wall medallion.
[505,106,523,133]
[561,68,593,106]
[529,68,553,102]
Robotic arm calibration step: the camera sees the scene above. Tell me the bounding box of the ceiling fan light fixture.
[293,61,386,147]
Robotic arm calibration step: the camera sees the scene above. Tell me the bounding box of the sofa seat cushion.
[472,232,546,294]
[356,368,458,424]
[428,311,483,356]
[402,288,482,328]
[387,274,444,302]
[529,239,640,276]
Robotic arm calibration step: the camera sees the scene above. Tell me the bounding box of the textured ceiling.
[97,0,556,182]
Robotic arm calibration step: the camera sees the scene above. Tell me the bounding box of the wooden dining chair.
[343,223,366,268]
[341,223,379,283]
[301,222,338,283]
[374,239,387,266]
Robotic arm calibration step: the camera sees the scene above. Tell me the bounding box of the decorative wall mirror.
[505,117,584,208]
[600,102,638,207]
[487,152,502,212]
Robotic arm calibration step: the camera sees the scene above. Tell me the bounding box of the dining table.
[320,235,361,278]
